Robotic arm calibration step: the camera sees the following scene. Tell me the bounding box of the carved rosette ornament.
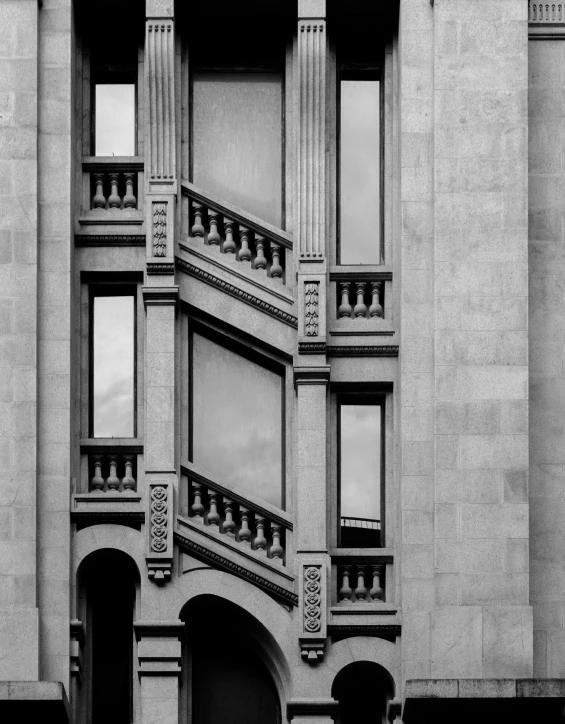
[304,283,319,337]
[146,478,174,583]
[300,562,327,663]
[152,202,167,257]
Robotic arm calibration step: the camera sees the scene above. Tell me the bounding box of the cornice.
[142,286,179,306]
[147,261,175,275]
[294,365,331,386]
[327,345,399,357]
[328,623,401,638]
[176,257,298,328]
[174,531,298,607]
[75,235,146,247]
[298,341,326,355]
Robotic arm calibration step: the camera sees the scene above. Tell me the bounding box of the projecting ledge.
[0,682,69,724]
[403,679,565,724]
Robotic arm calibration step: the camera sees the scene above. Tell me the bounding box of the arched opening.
[77,549,139,724]
[331,660,394,724]
[180,595,283,724]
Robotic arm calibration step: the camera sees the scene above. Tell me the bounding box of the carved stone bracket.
[70,619,85,684]
[146,477,175,583]
[294,366,331,387]
[134,620,185,677]
[142,285,179,307]
[299,561,327,663]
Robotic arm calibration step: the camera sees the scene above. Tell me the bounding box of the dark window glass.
[191,333,283,508]
[95,84,136,156]
[339,404,381,547]
[192,72,283,227]
[92,294,135,438]
[339,79,381,264]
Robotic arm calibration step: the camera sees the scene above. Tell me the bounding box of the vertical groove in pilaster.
[298,21,326,259]
[147,20,176,181]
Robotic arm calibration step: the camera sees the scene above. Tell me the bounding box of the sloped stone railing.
[181,461,291,565]
[181,181,292,285]
[529,2,565,21]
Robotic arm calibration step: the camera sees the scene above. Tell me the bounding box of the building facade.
[2,0,565,721]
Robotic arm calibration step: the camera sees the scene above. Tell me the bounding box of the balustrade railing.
[529,2,565,21]
[182,463,291,564]
[337,562,385,604]
[337,280,383,320]
[181,181,292,285]
[91,170,138,210]
[89,453,137,492]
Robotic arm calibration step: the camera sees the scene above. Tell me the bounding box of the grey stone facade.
[1,0,565,722]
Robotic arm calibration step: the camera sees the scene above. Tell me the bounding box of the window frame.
[185,318,288,512]
[86,280,140,440]
[336,67,384,266]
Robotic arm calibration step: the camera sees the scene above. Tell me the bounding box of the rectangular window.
[339,77,381,265]
[192,71,283,227]
[339,402,382,547]
[94,83,136,156]
[191,331,283,509]
[91,290,136,438]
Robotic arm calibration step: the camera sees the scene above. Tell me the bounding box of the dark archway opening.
[332,660,394,724]
[180,595,281,724]
[78,549,138,724]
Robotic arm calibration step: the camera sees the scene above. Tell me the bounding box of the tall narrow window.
[95,84,136,156]
[339,77,381,264]
[339,403,382,547]
[192,72,283,226]
[92,291,135,438]
[191,332,283,509]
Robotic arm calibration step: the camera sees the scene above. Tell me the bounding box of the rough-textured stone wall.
[529,36,565,678]
[0,0,40,682]
[401,0,532,682]
[37,0,72,687]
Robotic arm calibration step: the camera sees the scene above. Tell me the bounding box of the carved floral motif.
[150,485,168,552]
[304,566,322,633]
[152,202,167,257]
[305,282,319,337]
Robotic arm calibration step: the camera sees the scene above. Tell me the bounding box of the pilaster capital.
[294,366,331,387]
[142,286,179,307]
[134,620,184,677]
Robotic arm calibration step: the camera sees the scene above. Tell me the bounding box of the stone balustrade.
[529,2,565,21]
[337,280,383,320]
[89,453,137,492]
[181,181,292,285]
[337,562,385,604]
[91,170,138,210]
[183,464,291,564]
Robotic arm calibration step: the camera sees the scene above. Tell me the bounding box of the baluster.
[253,235,267,270]
[354,282,368,318]
[369,281,383,318]
[369,564,384,602]
[123,172,136,208]
[239,507,252,544]
[354,564,368,602]
[122,455,135,491]
[207,490,220,527]
[106,455,120,491]
[338,565,353,602]
[270,242,283,280]
[271,523,283,561]
[191,201,205,238]
[208,210,221,247]
[338,282,352,318]
[93,173,106,209]
[239,226,251,262]
[91,456,104,491]
[254,514,267,551]
[191,482,205,518]
[108,172,121,209]
[222,498,236,535]
[223,217,236,254]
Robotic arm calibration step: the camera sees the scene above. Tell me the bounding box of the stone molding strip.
[174,530,298,607]
[142,286,179,307]
[328,623,401,638]
[75,235,146,246]
[176,257,298,328]
[147,262,174,275]
[328,345,399,357]
[294,365,331,386]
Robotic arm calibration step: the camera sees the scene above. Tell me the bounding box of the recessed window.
[192,72,283,226]
[92,292,135,438]
[191,332,283,508]
[95,84,136,157]
[339,403,382,547]
[339,78,381,265]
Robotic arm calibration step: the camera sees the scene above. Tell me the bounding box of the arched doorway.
[180,595,282,724]
[332,660,394,724]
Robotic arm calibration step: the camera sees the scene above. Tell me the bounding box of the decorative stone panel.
[146,477,174,583]
[299,560,327,663]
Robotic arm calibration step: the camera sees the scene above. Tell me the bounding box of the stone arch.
[325,637,400,697]
[331,659,395,724]
[179,590,291,724]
